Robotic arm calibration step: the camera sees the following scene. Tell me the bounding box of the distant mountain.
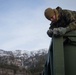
[0,48,48,57]
[0,48,48,75]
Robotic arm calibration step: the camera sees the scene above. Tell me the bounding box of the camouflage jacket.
[49,7,76,32]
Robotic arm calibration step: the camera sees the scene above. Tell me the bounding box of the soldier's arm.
[47,23,54,37]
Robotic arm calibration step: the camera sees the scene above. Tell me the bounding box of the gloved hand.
[53,27,67,37]
[47,29,53,37]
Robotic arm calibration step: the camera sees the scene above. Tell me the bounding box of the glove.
[53,28,61,37]
[53,27,67,37]
[47,29,53,37]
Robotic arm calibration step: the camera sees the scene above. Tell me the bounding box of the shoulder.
[61,8,76,17]
[56,6,74,16]
[62,10,75,19]
[55,7,76,21]
[62,9,76,21]
[63,9,73,14]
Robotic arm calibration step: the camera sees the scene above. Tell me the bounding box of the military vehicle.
[43,31,76,75]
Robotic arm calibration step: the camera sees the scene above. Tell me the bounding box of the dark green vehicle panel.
[43,31,76,75]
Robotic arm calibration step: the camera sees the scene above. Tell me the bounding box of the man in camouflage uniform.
[42,7,76,75]
[44,6,76,37]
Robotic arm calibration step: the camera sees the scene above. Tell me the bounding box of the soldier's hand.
[58,27,67,35]
[53,27,67,37]
[53,28,61,37]
[47,29,53,37]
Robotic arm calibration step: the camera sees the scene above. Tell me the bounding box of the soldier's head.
[44,7,59,22]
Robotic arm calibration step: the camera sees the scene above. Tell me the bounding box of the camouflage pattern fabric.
[49,7,76,31]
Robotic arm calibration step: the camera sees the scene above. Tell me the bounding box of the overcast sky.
[0,0,76,52]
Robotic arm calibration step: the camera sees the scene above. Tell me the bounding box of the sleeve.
[64,10,76,31]
[49,22,55,29]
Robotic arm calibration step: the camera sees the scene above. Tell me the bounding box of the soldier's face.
[50,15,56,22]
